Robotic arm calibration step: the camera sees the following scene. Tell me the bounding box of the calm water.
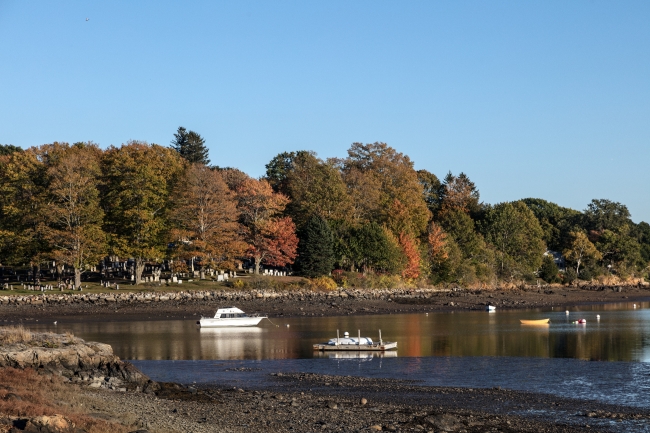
[21,301,650,415]
[25,301,650,362]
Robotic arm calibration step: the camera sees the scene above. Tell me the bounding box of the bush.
[563,268,577,284]
[306,276,338,291]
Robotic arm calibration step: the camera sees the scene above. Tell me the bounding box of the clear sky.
[1,1,649,222]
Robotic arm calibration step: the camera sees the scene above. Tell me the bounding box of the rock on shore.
[0,331,157,393]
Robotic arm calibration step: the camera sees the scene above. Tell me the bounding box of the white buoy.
[565,310,570,315]
[53,321,57,325]
[286,324,290,327]
[596,314,601,321]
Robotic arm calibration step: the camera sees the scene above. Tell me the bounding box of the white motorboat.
[313,330,397,351]
[198,307,267,327]
[486,305,496,312]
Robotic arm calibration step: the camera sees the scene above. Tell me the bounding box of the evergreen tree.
[539,254,559,283]
[0,144,22,156]
[296,215,335,277]
[171,126,210,165]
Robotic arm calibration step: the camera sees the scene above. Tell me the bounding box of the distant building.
[544,250,566,271]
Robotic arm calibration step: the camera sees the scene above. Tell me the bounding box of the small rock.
[369,425,382,431]
[360,398,368,405]
[327,402,338,409]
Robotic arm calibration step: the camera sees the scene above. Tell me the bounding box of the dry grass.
[0,325,32,344]
[0,367,131,433]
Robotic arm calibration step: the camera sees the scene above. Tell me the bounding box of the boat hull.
[313,341,397,351]
[199,317,265,327]
[520,319,550,325]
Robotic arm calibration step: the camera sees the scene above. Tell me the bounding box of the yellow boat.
[520,318,550,325]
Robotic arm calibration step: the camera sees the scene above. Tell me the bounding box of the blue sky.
[1,1,649,222]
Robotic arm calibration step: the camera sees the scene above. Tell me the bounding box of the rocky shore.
[2,329,649,432]
[1,283,649,324]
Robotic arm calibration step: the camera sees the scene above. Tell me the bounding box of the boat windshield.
[219,313,248,318]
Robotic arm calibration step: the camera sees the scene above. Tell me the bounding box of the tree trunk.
[56,263,64,283]
[576,257,581,276]
[254,257,261,275]
[135,259,145,284]
[74,267,81,289]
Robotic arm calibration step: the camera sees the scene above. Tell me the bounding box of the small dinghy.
[486,305,496,312]
[573,319,587,324]
[313,330,397,351]
[520,318,550,325]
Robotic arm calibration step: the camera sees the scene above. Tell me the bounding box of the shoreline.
[2,330,649,432]
[1,284,649,324]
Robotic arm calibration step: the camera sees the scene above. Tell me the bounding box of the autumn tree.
[170,164,245,276]
[343,143,430,236]
[563,231,602,276]
[481,201,545,280]
[438,172,481,216]
[102,142,185,284]
[171,126,210,165]
[41,143,106,288]
[295,215,335,277]
[236,178,298,274]
[399,232,421,280]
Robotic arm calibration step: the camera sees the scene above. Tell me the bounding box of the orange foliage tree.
[236,178,298,273]
[399,232,421,280]
[171,164,246,276]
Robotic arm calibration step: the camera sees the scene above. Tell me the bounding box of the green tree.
[102,141,185,283]
[521,198,582,251]
[563,231,601,276]
[171,126,210,165]
[0,144,22,156]
[417,169,443,215]
[538,254,559,283]
[0,148,49,280]
[295,215,335,277]
[348,222,404,274]
[584,199,631,233]
[596,226,642,276]
[267,151,352,228]
[633,221,650,263]
[481,201,546,280]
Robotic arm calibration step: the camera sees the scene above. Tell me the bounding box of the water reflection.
[22,301,650,362]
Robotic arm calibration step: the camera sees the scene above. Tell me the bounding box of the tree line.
[1,132,649,288]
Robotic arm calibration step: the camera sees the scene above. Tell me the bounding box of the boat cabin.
[213,307,249,319]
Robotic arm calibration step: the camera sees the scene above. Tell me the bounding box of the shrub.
[306,276,338,291]
[230,279,245,289]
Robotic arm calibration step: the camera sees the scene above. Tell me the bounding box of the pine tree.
[171,126,210,165]
[296,215,335,277]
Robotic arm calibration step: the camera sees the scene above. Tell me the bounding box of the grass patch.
[0,325,32,344]
[0,367,131,433]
